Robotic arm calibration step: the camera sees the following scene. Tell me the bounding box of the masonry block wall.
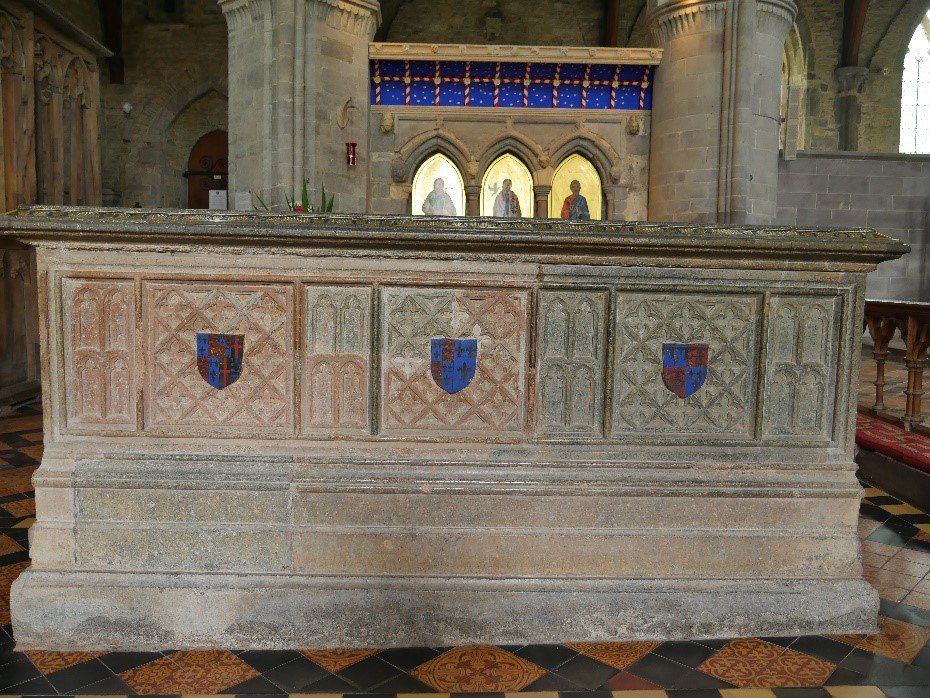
[776,153,930,301]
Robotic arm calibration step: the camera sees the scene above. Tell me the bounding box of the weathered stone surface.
[0,206,909,649]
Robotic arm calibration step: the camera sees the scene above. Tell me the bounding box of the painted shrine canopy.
[368,45,659,110]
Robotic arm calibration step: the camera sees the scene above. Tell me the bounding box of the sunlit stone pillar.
[220,0,379,213]
[647,0,796,224]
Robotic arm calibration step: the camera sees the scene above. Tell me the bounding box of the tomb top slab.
[1,206,909,272]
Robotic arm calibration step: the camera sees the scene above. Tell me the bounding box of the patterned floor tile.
[118,649,259,693]
[409,645,547,692]
[0,467,36,497]
[832,616,930,664]
[697,639,835,689]
[23,649,100,674]
[299,647,380,672]
[565,641,662,670]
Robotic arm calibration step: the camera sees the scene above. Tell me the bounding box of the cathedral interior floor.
[3,400,930,697]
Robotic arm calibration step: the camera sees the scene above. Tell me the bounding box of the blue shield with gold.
[196,333,245,390]
[430,338,477,394]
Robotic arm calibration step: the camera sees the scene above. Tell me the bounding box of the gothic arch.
[781,15,810,155]
[392,129,475,184]
[865,0,930,71]
[547,134,614,187]
[477,134,544,177]
[166,89,229,208]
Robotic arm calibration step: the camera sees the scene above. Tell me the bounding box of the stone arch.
[477,133,544,178]
[547,134,614,187]
[781,15,810,156]
[865,0,930,70]
[392,128,475,184]
[121,66,227,206]
[164,88,229,208]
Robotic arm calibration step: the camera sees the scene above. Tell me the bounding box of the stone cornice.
[646,0,727,45]
[1,206,909,273]
[369,43,662,66]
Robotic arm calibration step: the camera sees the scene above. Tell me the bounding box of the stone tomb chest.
[3,207,908,649]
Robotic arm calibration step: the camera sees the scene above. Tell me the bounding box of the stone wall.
[776,152,930,301]
[99,0,227,207]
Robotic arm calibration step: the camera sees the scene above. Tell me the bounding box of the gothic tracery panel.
[63,279,136,429]
[145,282,294,432]
[762,295,840,438]
[381,288,527,436]
[538,290,608,436]
[612,293,760,436]
[303,286,371,434]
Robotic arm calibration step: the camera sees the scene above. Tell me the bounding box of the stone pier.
[3,207,908,649]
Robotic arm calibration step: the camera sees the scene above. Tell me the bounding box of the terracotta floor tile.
[299,648,379,673]
[743,648,835,688]
[825,687,890,697]
[22,431,44,443]
[565,641,661,670]
[24,650,101,674]
[119,650,258,693]
[881,555,930,578]
[696,639,788,687]
[889,546,930,564]
[0,466,37,497]
[902,589,930,611]
[0,534,24,556]
[861,488,886,497]
[852,615,930,663]
[2,499,35,518]
[0,416,43,434]
[864,567,922,593]
[410,645,546,692]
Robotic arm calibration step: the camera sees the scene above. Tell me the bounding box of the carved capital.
[309,0,381,40]
[835,66,869,95]
[218,0,272,32]
[756,0,797,36]
[646,0,727,45]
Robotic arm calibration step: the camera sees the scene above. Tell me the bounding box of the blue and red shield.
[196,333,244,390]
[662,342,709,398]
[430,338,477,394]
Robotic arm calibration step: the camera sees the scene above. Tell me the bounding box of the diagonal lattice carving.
[612,293,759,435]
[382,289,527,434]
[146,283,293,430]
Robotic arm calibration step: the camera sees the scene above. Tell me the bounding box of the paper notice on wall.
[209,189,228,210]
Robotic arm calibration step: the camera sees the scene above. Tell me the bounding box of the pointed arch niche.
[411,153,465,216]
[548,154,602,220]
[480,154,533,217]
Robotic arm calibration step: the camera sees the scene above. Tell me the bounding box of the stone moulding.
[0,206,909,649]
[369,43,662,66]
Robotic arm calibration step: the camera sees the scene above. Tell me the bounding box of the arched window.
[901,10,930,153]
[411,153,465,216]
[481,154,533,218]
[548,154,602,221]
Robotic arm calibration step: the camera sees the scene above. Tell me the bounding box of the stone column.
[464,184,480,217]
[533,185,551,219]
[835,67,868,151]
[646,0,796,224]
[220,0,379,213]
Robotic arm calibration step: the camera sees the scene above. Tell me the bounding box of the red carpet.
[856,412,930,473]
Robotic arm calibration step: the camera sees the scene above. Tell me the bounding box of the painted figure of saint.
[492,179,522,218]
[422,178,457,216]
[560,179,590,221]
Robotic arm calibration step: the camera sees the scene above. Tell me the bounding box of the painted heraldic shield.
[662,342,709,398]
[196,333,245,390]
[430,338,477,394]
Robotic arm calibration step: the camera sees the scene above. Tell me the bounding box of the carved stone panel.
[762,295,840,438]
[303,286,371,434]
[612,293,760,436]
[145,282,294,432]
[538,290,608,436]
[381,288,528,436]
[63,279,136,429]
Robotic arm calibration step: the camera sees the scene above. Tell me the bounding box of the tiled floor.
[3,394,930,695]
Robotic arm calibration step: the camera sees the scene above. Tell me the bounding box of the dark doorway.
[185,129,228,209]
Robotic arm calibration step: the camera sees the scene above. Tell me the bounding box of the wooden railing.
[863,300,930,430]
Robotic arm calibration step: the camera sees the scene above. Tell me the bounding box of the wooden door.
[185,130,228,209]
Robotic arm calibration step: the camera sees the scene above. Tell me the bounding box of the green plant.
[252,180,334,212]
